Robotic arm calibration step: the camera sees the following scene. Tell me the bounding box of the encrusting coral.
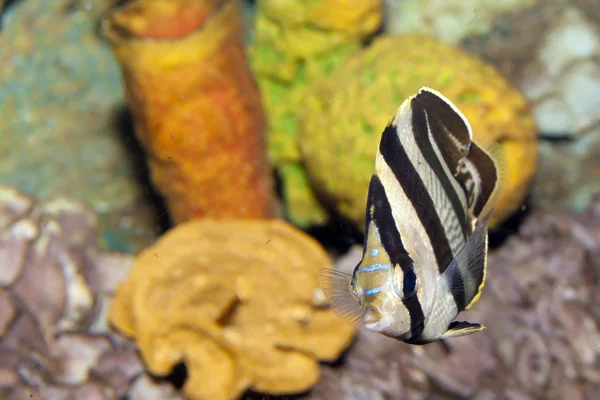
[299,34,538,230]
[0,186,180,399]
[102,0,277,224]
[109,219,356,400]
[249,0,384,228]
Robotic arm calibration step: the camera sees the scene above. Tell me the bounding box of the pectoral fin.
[318,268,364,327]
[439,321,485,339]
[443,208,492,310]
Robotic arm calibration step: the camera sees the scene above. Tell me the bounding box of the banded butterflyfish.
[319,87,498,344]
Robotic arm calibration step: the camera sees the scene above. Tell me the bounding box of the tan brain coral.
[299,34,538,229]
[109,219,356,400]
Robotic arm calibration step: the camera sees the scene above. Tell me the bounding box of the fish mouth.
[362,305,379,325]
[362,305,393,331]
[364,317,393,332]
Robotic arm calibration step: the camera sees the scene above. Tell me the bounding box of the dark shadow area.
[539,134,574,143]
[0,0,23,30]
[319,334,358,368]
[300,177,365,254]
[361,12,385,47]
[488,194,533,249]
[164,362,188,390]
[305,213,363,256]
[112,106,172,235]
[439,338,453,354]
[272,169,285,202]
[241,390,310,400]
[216,297,242,327]
[242,391,305,400]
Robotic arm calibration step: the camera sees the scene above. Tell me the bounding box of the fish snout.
[363,305,382,326]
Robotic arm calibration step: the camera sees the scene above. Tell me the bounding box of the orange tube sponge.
[102,0,277,224]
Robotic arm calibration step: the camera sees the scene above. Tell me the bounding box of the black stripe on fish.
[413,90,471,177]
[367,174,425,340]
[379,120,469,314]
[379,123,455,273]
[409,95,469,248]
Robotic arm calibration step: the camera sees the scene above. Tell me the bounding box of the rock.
[532,128,600,213]
[462,0,600,215]
[462,0,600,139]
[385,0,540,45]
[0,0,160,252]
[129,374,185,400]
[0,185,175,398]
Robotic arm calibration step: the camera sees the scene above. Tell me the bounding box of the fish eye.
[402,269,417,299]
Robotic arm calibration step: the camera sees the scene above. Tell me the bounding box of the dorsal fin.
[412,88,472,177]
[414,88,498,221]
[457,141,499,218]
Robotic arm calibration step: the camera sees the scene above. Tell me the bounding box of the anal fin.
[439,321,485,339]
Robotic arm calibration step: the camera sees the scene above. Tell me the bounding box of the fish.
[319,87,498,345]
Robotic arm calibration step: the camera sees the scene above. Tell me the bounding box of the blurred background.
[0,0,599,399]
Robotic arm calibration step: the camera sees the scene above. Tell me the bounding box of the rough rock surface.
[462,0,600,215]
[0,0,160,253]
[307,198,600,399]
[0,185,180,399]
[531,129,600,213]
[385,0,540,45]
[462,0,600,139]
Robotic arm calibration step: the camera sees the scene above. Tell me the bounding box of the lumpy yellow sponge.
[109,219,355,400]
[299,34,538,230]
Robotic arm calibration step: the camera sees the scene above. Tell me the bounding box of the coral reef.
[249,0,383,228]
[0,186,177,399]
[461,0,600,214]
[109,219,356,400]
[0,0,158,253]
[309,197,600,399]
[385,0,540,45]
[102,0,277,224]
[300,35,537,231]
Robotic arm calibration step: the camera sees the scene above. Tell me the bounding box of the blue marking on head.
[359,263,390,273]
[370,249,379,257]
[364,286,383,296]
